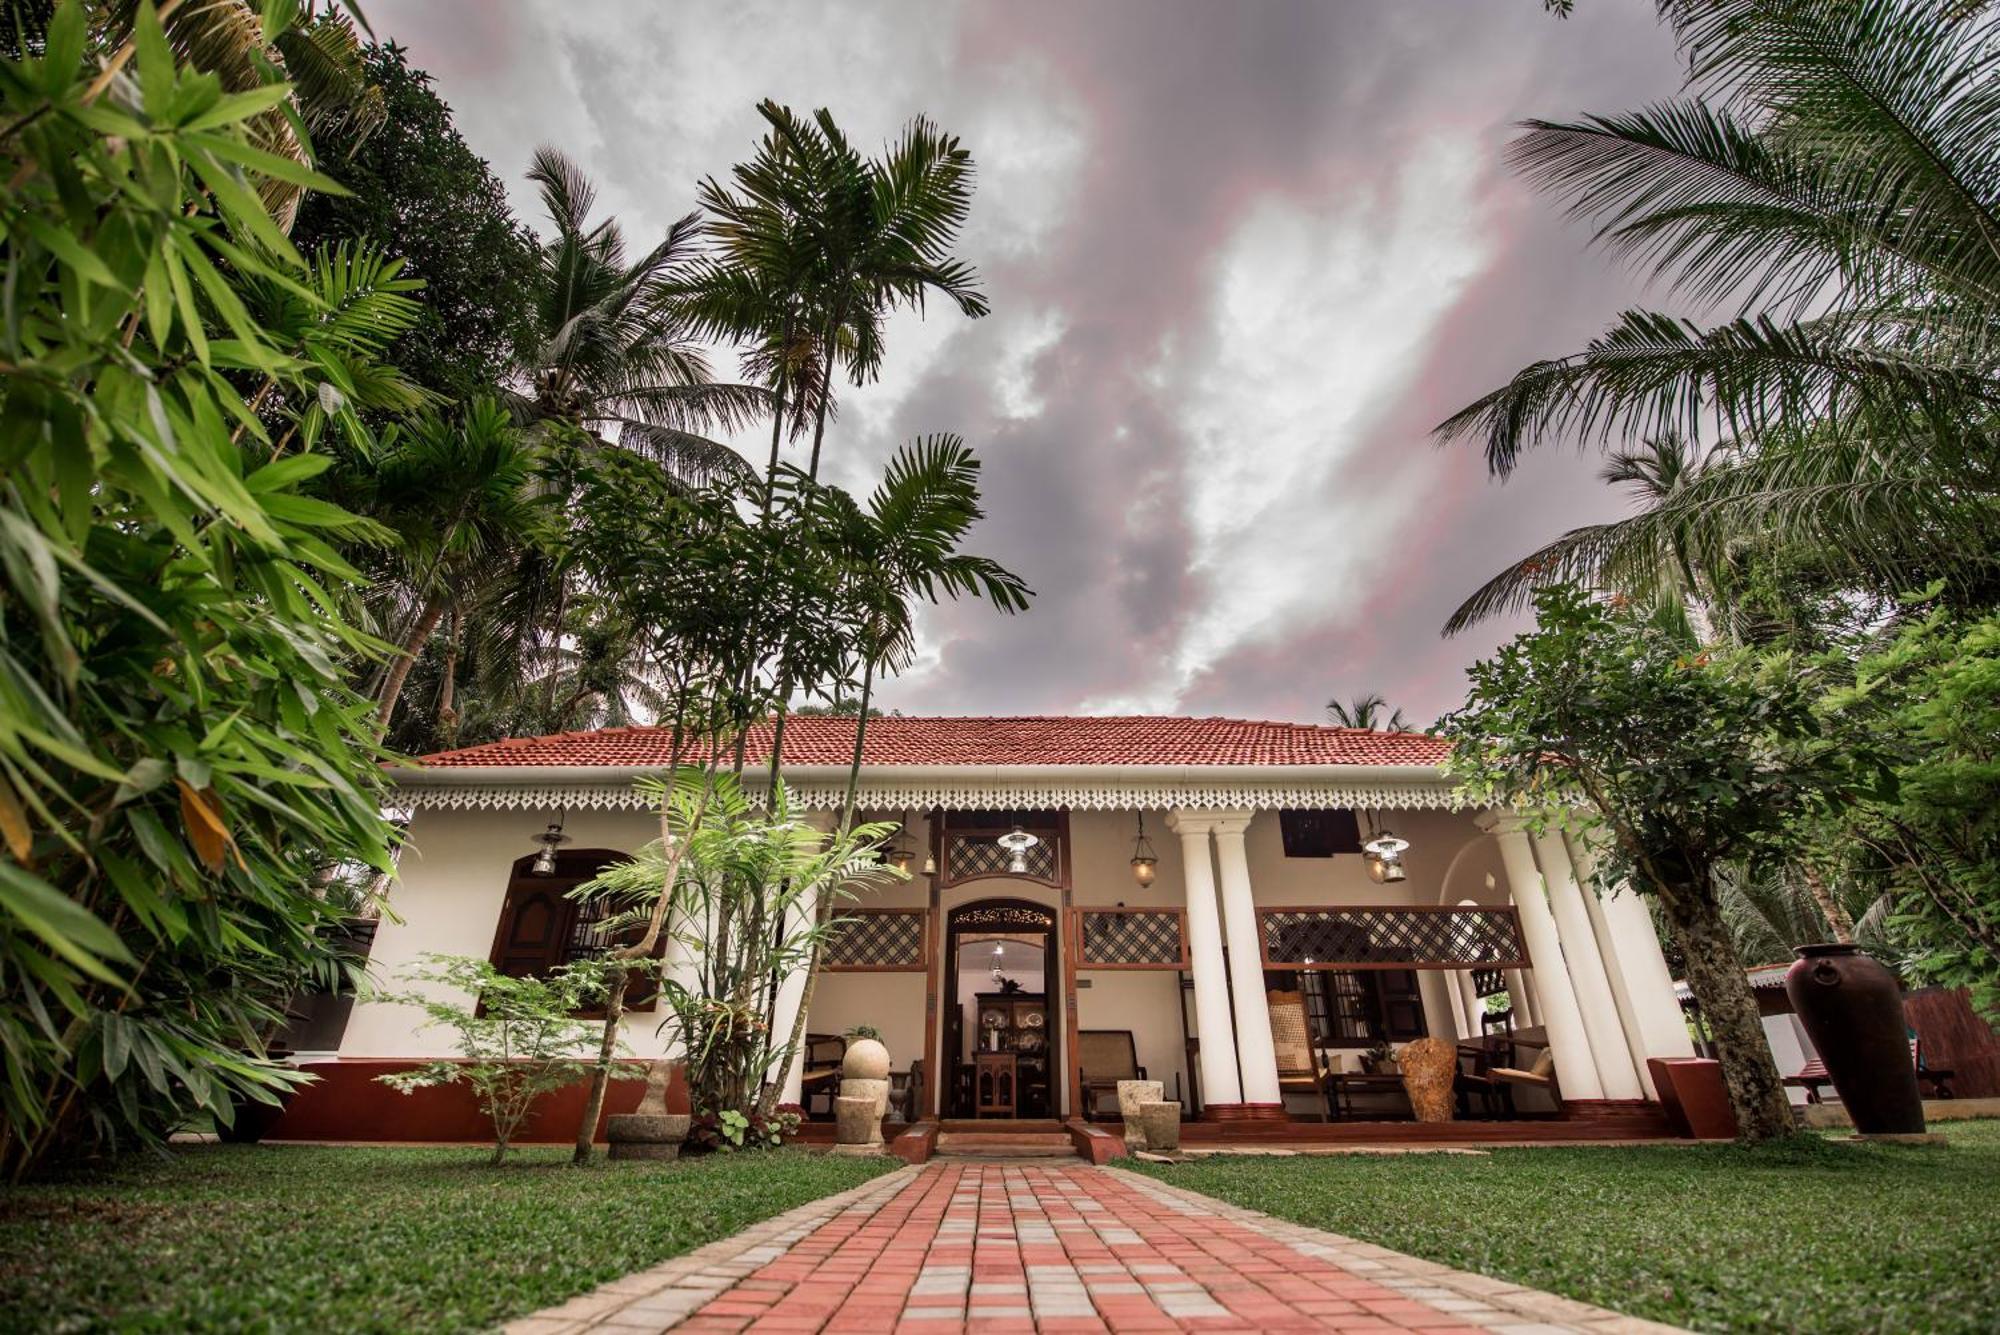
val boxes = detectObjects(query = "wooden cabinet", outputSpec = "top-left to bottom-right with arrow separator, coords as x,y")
971,992 -> 1050,1117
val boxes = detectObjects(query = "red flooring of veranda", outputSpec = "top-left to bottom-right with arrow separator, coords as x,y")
670,1161 -> 1524,1333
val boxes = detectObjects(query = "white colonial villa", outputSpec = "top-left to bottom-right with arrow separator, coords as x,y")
286,715 -> 1705,1145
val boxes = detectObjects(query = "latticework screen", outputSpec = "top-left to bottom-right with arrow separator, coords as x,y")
1259,908 -> 1528,969
822,910 -> 927,971
945,834 -> 1059,884
1078,910 -> 1185,968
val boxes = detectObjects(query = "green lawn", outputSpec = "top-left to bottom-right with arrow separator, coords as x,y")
0,1144 -> 897,1333
1121,1120 -> 2000,1334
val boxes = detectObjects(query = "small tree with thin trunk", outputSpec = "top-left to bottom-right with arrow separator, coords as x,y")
1439,585 -> 1870,1143
377,955 -> 641,1164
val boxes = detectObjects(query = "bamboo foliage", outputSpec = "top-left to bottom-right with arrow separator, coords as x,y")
0,0 -> 398,1175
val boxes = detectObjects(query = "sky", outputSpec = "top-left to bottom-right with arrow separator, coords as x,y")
367,0 -> 1692,728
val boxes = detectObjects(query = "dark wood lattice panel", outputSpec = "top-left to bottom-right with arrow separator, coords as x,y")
1259,908 -> 1528,969
1078,910 -> 1186,968
1473,967 -> 1507,997
945,834 -> 1059,885
822,910 -> 927,971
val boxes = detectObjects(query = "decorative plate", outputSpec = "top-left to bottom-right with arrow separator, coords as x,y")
1021,1010 -> 1045,1029
981,1010 -> 1006,1029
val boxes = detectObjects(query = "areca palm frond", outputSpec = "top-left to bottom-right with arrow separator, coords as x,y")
1326,694 -> 1412,731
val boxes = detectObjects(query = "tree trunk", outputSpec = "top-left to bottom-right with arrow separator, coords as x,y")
1659,883 -> 1795,1142
805,301 -> 845,484
376,593 -> 449,728
837,656 -> 876,834
1800,864 -> 1856,944
437,604 -> 462,745
572,970 -> 631,1166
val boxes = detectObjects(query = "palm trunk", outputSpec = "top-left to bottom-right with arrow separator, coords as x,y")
804,301 -> 844,484
571,970 -> 630,1166
376,592 -> 449,728
438,605 -> 462,744
1659,882 -> 1794,1142
759,661 -> 877,1119
1800,864 -> 1856,944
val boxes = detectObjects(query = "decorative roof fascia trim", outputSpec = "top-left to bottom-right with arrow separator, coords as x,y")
401,778 -> 1462,814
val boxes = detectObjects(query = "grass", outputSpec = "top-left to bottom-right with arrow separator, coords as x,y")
1119,1119 -> 2000,1334
0,1144 -> 897,1333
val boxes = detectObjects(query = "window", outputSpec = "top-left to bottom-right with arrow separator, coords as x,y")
1274,967 -> 1428,1045
488,849 -> 657,1010
1277,809 -> 1362,857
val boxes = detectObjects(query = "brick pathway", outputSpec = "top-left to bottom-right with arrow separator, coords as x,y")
509,1161 -> 1686,1334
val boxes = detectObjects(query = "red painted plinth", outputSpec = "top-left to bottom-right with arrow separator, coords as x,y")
267,1059 -> 689,1144
889,1122 -> 938,1165
1648,1057 -> 1739,1139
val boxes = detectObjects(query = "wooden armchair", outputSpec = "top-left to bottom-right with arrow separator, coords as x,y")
1268,990 -> 1334,1120
799,1033 -> 846,1120
1488,1042 -> 1560,1113
1078,1030 -> 1145,1120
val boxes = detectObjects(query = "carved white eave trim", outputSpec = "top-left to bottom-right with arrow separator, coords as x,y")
387,762 -> 1463,814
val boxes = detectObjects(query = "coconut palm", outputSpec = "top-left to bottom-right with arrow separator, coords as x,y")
359,398 -> 555,727
1445,435 -> 1722,635
1436,0 -> 2000,598
516,147 -> 767,485
1326,694 -> 1412,731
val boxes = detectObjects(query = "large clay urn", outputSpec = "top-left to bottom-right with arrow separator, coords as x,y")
1397,1036 -> 1457,1124
1784,944 -> 1925,1135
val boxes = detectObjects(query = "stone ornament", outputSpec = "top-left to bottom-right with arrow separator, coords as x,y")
606,1112 -> 691,1161
842,1037 -> 890,1082
1397,1036 -> 1457,1123
1116,1079 -> 1164,1148
1137,1101 -> 1181,1153
832,1095 -> 883,1154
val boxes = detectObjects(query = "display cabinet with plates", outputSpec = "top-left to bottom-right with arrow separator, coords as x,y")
970,992 -> 1051,1117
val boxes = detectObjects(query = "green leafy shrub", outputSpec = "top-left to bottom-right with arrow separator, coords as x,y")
376,954 -> 643,1163
0,0 -> 405,1176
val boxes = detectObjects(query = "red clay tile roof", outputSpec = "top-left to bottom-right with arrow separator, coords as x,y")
414,716 -> 1448,770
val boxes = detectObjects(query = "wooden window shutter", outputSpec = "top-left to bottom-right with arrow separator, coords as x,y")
493,883 -> 574,979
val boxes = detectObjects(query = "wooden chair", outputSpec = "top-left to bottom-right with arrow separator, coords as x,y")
800,1033 -> 846,1120
1268,990 -> 1334,1120
1489,1043 -> 1560,1113
1078,1030 -> 1145,1120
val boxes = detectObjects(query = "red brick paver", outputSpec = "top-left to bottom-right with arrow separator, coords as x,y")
521,1161 -> 1685,1334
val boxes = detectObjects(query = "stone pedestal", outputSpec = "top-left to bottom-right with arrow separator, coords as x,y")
842,1076 -> 890,1122
1137,1101 -> 1181,1153
606,1112 -> 690,1161
834,1095 -> 882,1151
1117,1079 -> 1164,1148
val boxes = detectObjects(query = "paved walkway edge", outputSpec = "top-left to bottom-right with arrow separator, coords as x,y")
1110,1166 -> 1689,1335
502,1162 -> 922,1334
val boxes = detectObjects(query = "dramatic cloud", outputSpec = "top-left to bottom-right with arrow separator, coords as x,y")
367,0 -> 1689,725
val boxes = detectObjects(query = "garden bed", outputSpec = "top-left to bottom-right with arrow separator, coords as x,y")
0,1144 -> 896,1332
1120,1120 -> 2000,1334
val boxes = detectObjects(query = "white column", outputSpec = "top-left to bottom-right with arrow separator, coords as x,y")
1532,830 -> 1644,1099
1504,968 -> 1538,1028
1569,834 -> 1696,1070
772,880 -> 818,1105
1169,811 -> 1243,1107
1455,969 -> 1484,1036
1482,815 -> 1603,1099
1418,970 -> 1461,1042
1444,970 -> 1472,1038
1209,813 -> 1280,1106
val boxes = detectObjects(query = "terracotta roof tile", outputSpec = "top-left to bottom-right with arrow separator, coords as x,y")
414,716 -> 1448,770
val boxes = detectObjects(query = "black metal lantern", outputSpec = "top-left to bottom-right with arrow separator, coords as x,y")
529,807 -> 570,876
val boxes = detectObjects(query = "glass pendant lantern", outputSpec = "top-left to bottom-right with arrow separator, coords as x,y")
1129,812 -> 1159,887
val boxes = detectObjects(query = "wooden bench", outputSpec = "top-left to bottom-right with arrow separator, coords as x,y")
1785,1040 -> 1956,1102
1078,1030 -> 1145,1120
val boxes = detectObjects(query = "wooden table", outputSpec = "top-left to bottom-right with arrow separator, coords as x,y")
1326,1072 -> 1412,1121
974,1052 -> 1017,1117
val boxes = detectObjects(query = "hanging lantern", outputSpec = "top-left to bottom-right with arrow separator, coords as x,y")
1363,827 -> 1409,884
1129,812 -> 1159,887
887,813 -> 915,872
996,817 -> 1040,874
529,808 -> 570,876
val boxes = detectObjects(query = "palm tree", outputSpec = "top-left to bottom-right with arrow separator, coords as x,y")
1445,435 -> 1722,636
516,147 -> 767,484
1436,0 -> 2000,600
1326,694 -> 1412,731
358,398 -> 554,727
690,101 -> 988,485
